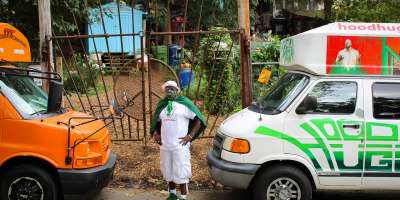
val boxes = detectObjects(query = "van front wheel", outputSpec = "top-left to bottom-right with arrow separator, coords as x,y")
0,164 -> 58,200
253,165 -> 312,200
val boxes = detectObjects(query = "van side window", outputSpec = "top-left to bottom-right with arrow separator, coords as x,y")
300,81 -> 357,114
372,83 -> 400,119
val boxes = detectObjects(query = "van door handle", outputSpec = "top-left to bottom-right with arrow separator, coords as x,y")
342,124 -> 360,129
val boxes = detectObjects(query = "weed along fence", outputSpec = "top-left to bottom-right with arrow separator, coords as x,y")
46,1 -> 252,146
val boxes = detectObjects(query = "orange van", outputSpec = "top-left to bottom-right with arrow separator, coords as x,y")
0,66 -> 117,200
0,23 -> 116,200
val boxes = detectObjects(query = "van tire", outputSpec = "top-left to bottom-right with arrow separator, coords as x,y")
0,164 -> 58,200
253,165 -> 312,200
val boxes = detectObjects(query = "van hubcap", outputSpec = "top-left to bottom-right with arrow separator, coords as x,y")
8,177 -> 44,200
266,178 -> 301,200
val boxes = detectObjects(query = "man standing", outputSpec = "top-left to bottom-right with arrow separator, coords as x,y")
331,39 -> 364,75
336,39 -> 361,68
150,80 -> 206,200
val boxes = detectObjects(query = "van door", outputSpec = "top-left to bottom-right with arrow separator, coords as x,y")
362,79 -> 400,189
284,79 -> 365,187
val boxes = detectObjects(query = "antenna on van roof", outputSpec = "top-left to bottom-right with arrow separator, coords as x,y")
257,99 -> 263,121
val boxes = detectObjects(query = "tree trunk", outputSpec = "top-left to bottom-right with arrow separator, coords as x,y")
164,0 -> 172,45
324,0 -> 333,21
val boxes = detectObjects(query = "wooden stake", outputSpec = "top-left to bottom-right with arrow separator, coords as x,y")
38,0 -> 53,90
238,0 -> 252,107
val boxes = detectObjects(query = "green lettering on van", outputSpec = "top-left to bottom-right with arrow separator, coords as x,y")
333,151 -> 364,171
255,125 -> 322,170
366,122 -> 398,141
255,119 -> 400,173
365,151 -> 393,172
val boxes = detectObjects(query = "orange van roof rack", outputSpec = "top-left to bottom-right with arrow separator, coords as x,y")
0,66 -> 61,81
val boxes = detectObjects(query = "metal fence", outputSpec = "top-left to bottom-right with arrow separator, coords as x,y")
47,0 -> 250,145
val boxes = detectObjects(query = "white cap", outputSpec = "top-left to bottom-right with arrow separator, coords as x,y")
162,80 -> 180,92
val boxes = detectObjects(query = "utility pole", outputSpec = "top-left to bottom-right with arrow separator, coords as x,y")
238,0 -> 252,107
38,0 -> 53,79
238,0 -> 251,38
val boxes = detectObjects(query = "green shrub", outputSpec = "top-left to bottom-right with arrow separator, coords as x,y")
251,34 -> 281,63
197,27 -> 236,115
250,33 -> 285,100
63,55 -> 101,94
185,32 -> 284,114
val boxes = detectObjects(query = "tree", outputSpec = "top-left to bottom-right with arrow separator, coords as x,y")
332,0 -> 400,22
150,0 -> 266,33
324,0 -> 333,21
0,0 -> 99,60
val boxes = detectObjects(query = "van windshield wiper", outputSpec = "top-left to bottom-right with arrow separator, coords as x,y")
31,109 -> 47,116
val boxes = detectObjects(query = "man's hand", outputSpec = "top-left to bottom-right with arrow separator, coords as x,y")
154,133 -> 162,145
179,135 -> 192,146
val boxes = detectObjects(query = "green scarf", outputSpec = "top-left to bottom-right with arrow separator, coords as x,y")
150,96 -> 207,140
167,100 -> 173,116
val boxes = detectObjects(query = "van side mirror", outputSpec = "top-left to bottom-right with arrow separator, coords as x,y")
47,80 -> 63,113
296,96 -> 317,114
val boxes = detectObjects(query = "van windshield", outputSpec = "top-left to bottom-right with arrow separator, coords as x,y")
0,75 -> 48,116
256,73 -> 309,114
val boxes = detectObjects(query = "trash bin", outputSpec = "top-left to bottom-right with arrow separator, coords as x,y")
179,68 -> 195,89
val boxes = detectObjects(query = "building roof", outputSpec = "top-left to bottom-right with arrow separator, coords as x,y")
90,2 -> 137,13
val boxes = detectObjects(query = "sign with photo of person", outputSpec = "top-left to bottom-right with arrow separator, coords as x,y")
280,22 -> 400,76
327,36 -> 400,75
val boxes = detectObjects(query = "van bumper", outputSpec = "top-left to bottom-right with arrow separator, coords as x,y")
207,151 -> 260,189
58,153 -> 117,200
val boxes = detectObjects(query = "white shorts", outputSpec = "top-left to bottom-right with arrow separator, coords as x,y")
160,145 -> 192,184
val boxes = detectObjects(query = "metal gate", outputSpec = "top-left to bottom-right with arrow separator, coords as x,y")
47,1 -> 250,145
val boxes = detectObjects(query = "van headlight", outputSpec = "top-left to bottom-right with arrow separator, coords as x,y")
222,137 -> 250,154
74,141 -> 103,168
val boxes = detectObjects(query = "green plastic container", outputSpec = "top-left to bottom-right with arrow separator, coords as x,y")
154,45 -> 168,64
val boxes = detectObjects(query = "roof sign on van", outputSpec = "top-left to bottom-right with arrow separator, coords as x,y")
280,22 -> 400,76
0,23 -> 31,62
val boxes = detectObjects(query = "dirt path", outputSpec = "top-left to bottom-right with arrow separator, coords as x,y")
96,188 -> 400,200
96,188 -> 247,200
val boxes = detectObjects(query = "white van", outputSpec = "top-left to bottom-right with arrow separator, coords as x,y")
207,22 -> 400,200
